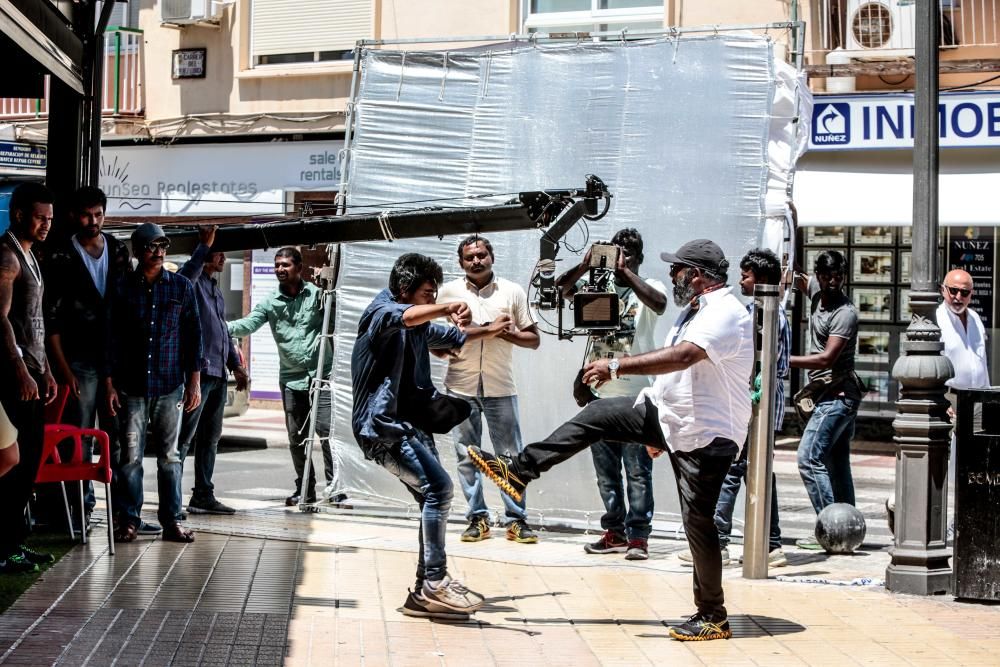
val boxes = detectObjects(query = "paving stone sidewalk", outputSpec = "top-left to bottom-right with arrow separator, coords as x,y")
0,504 -> 996,666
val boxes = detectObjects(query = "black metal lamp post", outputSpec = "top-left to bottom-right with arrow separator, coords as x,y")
886,0 -> 953,596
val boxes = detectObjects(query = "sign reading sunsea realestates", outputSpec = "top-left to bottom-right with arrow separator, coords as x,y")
810,91 -> 1000,151
100,140 -> 344,216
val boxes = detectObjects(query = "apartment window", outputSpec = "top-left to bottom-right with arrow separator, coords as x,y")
251,0 -> 372,67
525,0 -> 663,33
100,0 -> 140,29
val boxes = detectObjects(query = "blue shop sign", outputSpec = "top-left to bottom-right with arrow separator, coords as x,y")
0,141 -> 46,170
809,91 -> 1000,151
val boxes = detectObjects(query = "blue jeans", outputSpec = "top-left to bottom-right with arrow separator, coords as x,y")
178,375 -> 226,501
714,446 -> 781,551
449,392 -> 526,523
118,385 -> 185,529
63,362 -> 102,513
797,396 -> 859,514
368,431 -> 453,588
590,440 -> 654,540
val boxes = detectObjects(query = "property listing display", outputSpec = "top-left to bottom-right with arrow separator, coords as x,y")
799,225 -> 942,418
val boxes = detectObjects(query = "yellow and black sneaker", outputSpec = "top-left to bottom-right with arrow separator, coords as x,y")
668,613 -> 732,641
506,520 -> 538,544
467,446 -> 527,503
461,516 -> 492,542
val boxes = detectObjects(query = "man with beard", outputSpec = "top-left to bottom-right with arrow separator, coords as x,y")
469,239 -> 753,641
227,247 -> 334,506
437,235 -> 541,544
43,186 -> 130,532
789,250 -> 861,549
0,182 -> 58,573
937,268 -> 988,392
678,248 -> 790,567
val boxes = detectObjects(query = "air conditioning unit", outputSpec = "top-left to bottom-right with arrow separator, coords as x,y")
161,0 -> 224,25
845,0 -> 916,54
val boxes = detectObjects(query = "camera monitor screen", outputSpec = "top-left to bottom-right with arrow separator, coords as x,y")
574,292 -> 620,330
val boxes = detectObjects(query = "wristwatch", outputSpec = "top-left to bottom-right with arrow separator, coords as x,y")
608,358 -> 620,381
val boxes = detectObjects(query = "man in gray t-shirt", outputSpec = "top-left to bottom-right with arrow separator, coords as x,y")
806,278 -> 862,400
790,250 -> 861,549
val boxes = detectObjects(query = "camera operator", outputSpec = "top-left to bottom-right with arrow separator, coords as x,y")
555,228 -> 666,560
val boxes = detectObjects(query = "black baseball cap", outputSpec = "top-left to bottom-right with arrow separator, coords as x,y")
660,239 -> 729,273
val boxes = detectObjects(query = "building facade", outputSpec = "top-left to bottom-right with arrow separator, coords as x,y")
0,1 -> 997,410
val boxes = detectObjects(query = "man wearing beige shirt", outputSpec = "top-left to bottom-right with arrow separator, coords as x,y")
438,235 -> 540,544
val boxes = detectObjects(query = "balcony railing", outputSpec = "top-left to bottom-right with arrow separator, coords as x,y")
0,27 -> 144,120
814,0 -> 998,56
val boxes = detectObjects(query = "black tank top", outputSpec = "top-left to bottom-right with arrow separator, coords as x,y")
4,233 -> 45,374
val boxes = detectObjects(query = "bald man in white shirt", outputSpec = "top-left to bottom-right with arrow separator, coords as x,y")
937,269 -> 989,391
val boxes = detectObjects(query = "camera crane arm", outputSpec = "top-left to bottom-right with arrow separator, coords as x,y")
161,175 -> 611,256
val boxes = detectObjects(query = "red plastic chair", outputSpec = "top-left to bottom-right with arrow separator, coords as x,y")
37,385 -> 115,555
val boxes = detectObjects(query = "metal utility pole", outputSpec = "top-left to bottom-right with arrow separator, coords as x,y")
744,283 -> 780,579
886,1 -> 953,595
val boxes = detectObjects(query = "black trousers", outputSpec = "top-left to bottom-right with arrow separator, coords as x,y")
515,396 -> 736,619
0,373 -> 45,558
280,384 -> 333,496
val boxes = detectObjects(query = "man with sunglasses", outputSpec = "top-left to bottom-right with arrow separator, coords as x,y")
790,250 -> 861,550
938,269 -> 988,392
468,239 -> 753,641
105,223 -> 202,543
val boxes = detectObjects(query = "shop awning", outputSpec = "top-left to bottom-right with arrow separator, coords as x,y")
793,168 -> 1000,227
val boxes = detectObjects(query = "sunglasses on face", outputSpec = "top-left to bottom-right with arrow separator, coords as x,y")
670,264 -> 694,277
945,285 -> 971,298
145,240 -> 170,253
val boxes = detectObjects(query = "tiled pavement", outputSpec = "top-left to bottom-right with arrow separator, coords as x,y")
1,503 -> 998,666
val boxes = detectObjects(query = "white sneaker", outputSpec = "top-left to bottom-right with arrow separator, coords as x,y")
401,589 -> 470,621
738,548 -> 788,568
421,576 -> 485,613
677,547 -> 730,565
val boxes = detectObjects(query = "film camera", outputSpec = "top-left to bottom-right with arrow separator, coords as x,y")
572,242 -> 621,331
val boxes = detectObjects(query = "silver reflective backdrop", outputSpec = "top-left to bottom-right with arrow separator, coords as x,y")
326,34 -> 805,532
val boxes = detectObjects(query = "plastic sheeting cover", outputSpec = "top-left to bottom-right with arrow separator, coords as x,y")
328,35 -> 798,531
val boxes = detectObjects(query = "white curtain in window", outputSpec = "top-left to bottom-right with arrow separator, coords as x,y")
252,0 -> 372,57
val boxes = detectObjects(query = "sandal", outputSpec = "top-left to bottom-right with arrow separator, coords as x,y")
114,523 -> 138,543
161,524 -> 195,543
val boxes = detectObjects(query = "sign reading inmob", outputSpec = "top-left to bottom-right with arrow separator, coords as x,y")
810,92 -> 1000,151
100,140 -> 344,216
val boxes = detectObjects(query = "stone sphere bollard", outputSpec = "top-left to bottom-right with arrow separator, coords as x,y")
815,503 -> 867,554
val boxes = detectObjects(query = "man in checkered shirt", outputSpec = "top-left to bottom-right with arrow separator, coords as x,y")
105,223 -> 202,544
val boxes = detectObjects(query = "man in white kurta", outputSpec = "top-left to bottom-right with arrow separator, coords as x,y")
937,269 -> 989,391
937,268 -> 990,500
